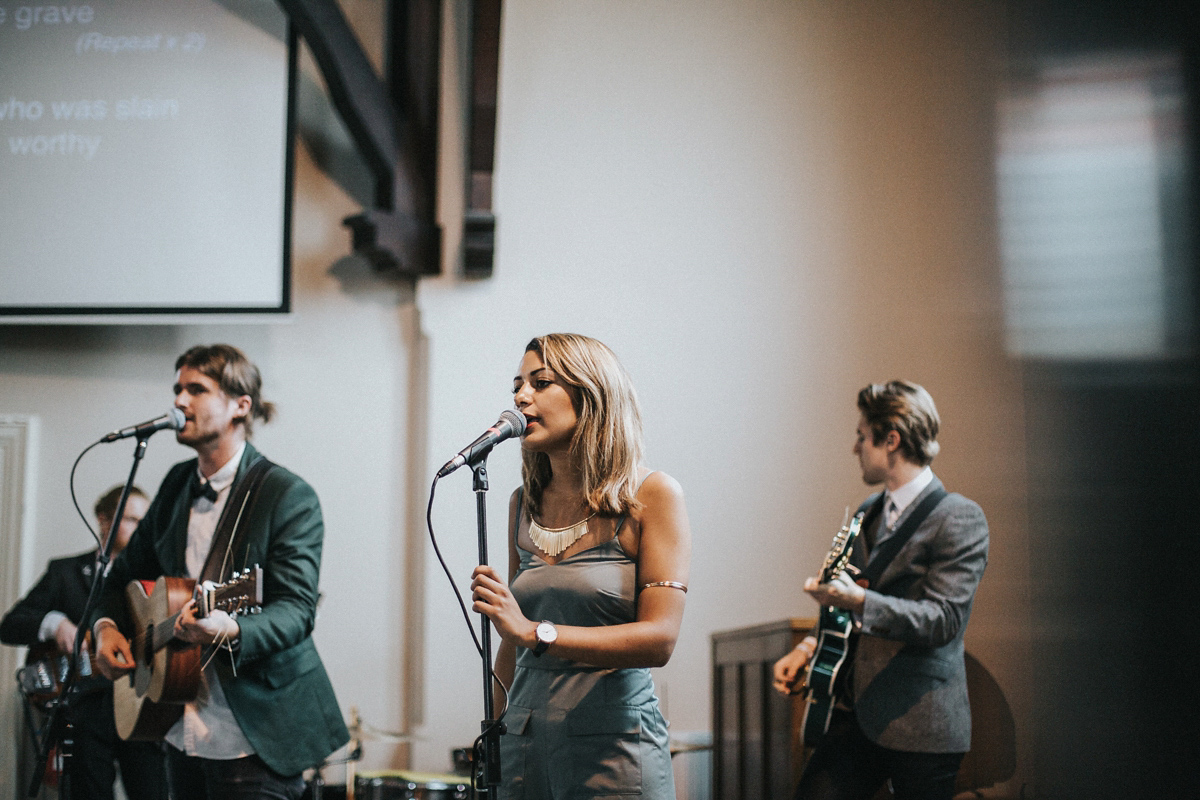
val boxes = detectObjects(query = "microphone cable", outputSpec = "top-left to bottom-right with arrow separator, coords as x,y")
68,440 -> 106,550
425,472 -> 511,776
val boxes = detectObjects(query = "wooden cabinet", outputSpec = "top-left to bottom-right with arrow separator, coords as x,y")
711,618 -> 814,800
712,621 -> 1018,800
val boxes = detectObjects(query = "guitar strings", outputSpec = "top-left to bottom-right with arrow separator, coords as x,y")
200,627 -> 237,674
217,490 -> 253,586
200,487 -> 250,676
203,488 -> 258,674
194,489 -> 255,675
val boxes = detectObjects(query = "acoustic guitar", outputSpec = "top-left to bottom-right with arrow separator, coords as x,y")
112,567 -> 261,741
800,512 -> 863,746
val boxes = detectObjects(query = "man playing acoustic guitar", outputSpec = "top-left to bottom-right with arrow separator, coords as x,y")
773,381 -> 989,800
92,344 -> 348,800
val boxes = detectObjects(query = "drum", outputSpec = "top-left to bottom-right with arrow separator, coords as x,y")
355,771 -> 470,800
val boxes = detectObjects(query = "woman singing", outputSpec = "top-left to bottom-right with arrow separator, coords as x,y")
471,333 -> 691,799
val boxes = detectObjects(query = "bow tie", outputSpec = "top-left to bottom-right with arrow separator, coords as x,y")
190,474 -> 218,504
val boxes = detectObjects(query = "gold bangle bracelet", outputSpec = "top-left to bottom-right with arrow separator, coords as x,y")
641,581 -> 688,592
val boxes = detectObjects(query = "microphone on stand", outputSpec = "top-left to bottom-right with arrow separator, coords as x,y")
437,410 -> 527,477
101,408 -> 186,443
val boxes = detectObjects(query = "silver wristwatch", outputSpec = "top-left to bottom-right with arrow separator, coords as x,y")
532,620 -> 558,656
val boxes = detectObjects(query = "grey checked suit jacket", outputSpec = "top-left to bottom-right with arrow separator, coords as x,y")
848,474 -> 988,753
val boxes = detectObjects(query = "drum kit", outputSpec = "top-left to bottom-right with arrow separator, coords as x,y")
313,708 -> 710,799
308,707 -> 471,800
354,771 -> 470,800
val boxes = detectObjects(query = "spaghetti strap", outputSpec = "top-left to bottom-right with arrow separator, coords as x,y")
614,469 -> 657,536
513,486 -> 525,545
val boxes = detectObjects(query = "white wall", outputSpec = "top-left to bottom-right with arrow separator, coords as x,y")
414,0 -> 1030,790
0,0 -> 1031,795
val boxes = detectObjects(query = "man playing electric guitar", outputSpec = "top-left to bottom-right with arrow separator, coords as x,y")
91,344 -> 348,800
773,381 -> 989,800
1,485 -> 166,800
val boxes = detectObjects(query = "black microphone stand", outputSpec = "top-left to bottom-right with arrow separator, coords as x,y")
29,435 -> 153,798
472,459 -> 504,800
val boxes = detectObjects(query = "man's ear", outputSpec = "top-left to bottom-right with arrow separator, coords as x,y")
884,429 -> 902,453
233,394 -> 253,422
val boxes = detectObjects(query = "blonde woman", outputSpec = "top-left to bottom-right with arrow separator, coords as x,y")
471,333 -> 691,800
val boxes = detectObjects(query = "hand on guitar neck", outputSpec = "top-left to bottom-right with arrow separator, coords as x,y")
803,568 -> 866,615
174,599 -> 240,645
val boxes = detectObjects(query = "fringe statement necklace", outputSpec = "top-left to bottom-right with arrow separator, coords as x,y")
529,511 -> 598,557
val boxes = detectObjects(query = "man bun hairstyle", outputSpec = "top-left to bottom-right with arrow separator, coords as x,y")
175,344 -> 275,437
857,380 -> 941,466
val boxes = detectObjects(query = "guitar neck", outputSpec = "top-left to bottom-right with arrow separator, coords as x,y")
141,568 -> 262,655
150,609 -> 185,653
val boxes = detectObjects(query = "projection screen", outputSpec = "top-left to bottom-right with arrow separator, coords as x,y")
0,0 -> 295,320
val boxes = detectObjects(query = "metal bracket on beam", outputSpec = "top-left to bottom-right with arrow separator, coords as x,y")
344,209 -> 440,279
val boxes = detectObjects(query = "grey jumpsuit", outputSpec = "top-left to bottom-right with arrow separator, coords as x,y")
500,509 -> 675,799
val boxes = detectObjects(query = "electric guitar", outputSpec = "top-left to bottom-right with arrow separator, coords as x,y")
112,567 -> 262,741
18,638 -> 94,711
800,512 -> 863,746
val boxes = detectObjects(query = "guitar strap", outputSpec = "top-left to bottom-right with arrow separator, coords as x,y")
199,455 -> 276,584
857,493 -> 887,551
859,487 -> 948,589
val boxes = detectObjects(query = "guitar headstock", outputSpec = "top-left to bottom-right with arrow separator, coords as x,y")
196,565 -> 264,618
820,512 -> 863,581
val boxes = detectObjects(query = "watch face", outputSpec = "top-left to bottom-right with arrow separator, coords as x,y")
537,621 -> 557,643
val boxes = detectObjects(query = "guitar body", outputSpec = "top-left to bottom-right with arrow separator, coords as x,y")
113,677 -> 185,742
801,605 -> 856,745
113,576 -> 201,741
112,568 -> 262,741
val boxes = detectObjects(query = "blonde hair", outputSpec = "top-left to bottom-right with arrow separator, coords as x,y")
522,334 -> 645,517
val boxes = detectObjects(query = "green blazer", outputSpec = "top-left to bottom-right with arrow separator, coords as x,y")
96,442 -> 349,776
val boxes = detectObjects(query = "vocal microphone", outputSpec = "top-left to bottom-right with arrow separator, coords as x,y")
437,410 -> 527,477
101,408 -> 186,443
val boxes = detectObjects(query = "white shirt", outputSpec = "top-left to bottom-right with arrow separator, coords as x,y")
164,442 -> 256,760
854,466 -> 935,630
39,610 -> 70,643
883,466 -> 934,530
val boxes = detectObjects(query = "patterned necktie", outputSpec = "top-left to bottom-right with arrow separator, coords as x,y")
885,498 -> 899,530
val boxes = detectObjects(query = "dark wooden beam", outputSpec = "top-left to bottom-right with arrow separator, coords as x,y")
277,0 -> 442,278
277,0 -> 399,208
464,0 -> 503,278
